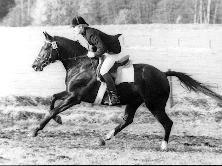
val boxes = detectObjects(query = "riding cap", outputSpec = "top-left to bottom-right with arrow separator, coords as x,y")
71,16 -> 89,27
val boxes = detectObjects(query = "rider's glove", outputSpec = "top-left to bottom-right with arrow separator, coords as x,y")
87,51 -> 95,58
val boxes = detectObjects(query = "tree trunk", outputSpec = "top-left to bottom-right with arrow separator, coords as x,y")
194,0 -> 198,23
20,0 -> 24,26
199,0 -> 203,24
27,0 -> 30,18
213,0 -> 219,24
204,6 -> 208,24
207,0 -> 212,24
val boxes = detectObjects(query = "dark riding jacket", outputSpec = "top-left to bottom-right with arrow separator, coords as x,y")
81,27 -> 121,58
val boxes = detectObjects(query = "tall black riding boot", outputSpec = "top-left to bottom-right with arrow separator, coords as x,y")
102,73 -> 120,106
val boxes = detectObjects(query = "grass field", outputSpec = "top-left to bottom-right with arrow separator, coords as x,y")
0,94 -> 222,164
1,24 -> 222,164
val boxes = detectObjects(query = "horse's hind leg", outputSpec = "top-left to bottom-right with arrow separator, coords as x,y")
145,101 -> 173,151
50,91 -> 68,124
100,101 -> 142,145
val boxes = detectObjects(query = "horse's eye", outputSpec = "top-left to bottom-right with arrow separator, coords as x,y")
44,43 -> 50,50
47,45 -> 52,50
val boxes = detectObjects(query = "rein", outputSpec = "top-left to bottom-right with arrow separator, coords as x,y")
61,55 -> 88,61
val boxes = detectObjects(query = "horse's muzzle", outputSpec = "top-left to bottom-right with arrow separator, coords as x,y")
32,64 -> 37,71
32,64 -> 43,71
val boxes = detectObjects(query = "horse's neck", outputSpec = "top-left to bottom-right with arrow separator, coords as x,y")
61,56 -> 98,75
57,40 -> 97,77
59,48 -> 86,71
61,58 -> 79,71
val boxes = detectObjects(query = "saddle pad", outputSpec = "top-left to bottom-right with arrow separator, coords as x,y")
115,60 -> 134,85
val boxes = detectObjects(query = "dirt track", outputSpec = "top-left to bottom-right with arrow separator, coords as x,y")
0,124 -> 222,165
0,95 -> 222,164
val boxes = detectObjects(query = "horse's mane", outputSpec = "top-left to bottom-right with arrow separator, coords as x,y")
53,36 -> 97,72
54,36 -> 88,57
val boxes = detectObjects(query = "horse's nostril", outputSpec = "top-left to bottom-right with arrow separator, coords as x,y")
32,64 -> 38,71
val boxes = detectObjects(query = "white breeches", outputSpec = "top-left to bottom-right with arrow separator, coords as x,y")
100,53 -> 123,75
99,35 -> 127,76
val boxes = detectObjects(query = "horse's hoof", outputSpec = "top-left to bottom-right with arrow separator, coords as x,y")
54,115 -> 62,125
28,131 -> 38,137
98,138 -> 106,146
160,141 -> 168,151
28,127 -> 39,137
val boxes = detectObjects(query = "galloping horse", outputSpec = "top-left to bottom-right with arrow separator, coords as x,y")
32,32 -> 222,150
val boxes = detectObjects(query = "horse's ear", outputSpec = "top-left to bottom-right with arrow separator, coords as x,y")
43,31 -> 53,41
43,31 -> 47,38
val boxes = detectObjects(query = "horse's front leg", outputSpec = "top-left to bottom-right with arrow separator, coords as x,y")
50,91 -> 68,110
32,92 -> 81,137
50,91 -> 68,124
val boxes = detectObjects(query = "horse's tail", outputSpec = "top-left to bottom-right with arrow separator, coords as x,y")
165,70 -> 222,103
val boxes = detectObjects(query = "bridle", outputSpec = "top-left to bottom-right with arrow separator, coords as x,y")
45,40 -> 88,62
39,40 -> 96,71
35,41 -> 60,69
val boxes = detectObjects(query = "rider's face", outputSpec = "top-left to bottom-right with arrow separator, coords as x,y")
73,25 -> 83,35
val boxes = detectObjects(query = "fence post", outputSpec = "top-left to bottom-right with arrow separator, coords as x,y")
209,40 -> 211,49
177,38 -> 180,47
168,69 -> 174,108
122,36 -> 125,46
149,37 -> 152,47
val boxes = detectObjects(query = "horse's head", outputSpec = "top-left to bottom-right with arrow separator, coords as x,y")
32,31 -> 59,71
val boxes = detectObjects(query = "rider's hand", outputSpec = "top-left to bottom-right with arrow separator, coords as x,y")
87,51 -> 95,58
89,45 -> 97,52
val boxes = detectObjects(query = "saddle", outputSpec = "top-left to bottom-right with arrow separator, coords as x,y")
111,55 -> 130,72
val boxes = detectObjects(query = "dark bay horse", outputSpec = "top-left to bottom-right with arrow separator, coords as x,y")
32,32 -> 222,150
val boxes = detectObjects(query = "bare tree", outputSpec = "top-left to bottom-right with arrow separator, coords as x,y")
206,0 -> 212,23
194,0 -> 198,23
20,0 -> 24,26
213,0 -> 219,23
199,0 -> 203,23
27,0 -> 30,18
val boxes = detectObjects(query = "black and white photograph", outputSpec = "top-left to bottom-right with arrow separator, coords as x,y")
0,0 -> 222,164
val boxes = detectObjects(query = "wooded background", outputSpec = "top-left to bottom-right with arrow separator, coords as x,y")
0,0 -> 222,26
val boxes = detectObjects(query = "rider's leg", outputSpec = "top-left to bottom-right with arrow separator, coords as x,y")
100,54 -> 120,105
102,73 -> 120,105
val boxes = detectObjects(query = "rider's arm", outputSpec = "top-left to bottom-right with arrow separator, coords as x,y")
90,34 -> 107,58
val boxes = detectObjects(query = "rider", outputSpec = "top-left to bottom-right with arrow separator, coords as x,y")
71,16 -> 121,106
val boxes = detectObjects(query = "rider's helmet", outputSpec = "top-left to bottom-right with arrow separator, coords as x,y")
71,16 -> 89,28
